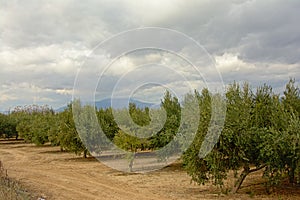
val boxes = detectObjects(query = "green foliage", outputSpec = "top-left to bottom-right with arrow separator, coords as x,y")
183,88 -> 214,185
150,90 -> 181,149
114,130 -> 145,152
97,107 -> 119,141
112,104 -> 153,171
285,113 -> 300,184
73,101 -> 111,155
57,102 -> 88,157
13,105 -> 54,145
114,129 -> 143,172
0,113 -> 17,139
129,103 -> 151,126
46,113 -> 60,146
183,80 -> 300,193
282,78 -> 300,116
112,104 -> 156,152
112,105 -> 148,171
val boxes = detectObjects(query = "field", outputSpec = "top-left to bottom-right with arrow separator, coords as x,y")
0,140 -> 299,200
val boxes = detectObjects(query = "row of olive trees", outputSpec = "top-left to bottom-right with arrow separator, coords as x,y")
0,91 -> 180,160
4,104 -> 117,158
1,79 -> 299,193
182,79 -> 300,193
113,91 -> 180,151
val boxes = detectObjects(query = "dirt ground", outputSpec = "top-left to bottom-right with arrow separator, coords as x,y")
0,140 -> 299,200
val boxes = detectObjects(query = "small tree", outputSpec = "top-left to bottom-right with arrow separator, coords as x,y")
150,91 -> 181,149
13,105 -> 54,144
57,102 -> 88,158
113,130 -> 146,172
73,102 -> 106,156
0,113 -> 17,139
282,78 -> 300,116
112,104 -> 151,172
97,107 -> 119,141
284,113 -> 300,184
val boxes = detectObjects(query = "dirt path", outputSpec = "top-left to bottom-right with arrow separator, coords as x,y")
0,140 -> 299,200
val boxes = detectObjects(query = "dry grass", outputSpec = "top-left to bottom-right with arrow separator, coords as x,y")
0,160 -> 32,200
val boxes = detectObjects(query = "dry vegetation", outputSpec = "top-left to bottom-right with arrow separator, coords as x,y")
0,160 -> 33,200
0,139 -> 300,200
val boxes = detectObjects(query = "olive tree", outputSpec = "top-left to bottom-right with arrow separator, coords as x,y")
183,81 -> 299,193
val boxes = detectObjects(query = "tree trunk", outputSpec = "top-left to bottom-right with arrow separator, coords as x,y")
231,164 -> 266,194
128,152 -> 136,172
83,149 -> 88,158
231,166 -> 250,194
289,165 -> 295,184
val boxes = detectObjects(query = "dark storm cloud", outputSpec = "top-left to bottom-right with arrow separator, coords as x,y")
146,0 -> 300,64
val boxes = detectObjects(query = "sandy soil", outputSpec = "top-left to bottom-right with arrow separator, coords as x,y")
0,140 -> 299,200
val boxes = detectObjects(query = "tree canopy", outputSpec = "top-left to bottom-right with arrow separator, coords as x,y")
183,79 -> 300,193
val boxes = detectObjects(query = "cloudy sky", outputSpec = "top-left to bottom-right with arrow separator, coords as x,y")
0,0 -> 299,111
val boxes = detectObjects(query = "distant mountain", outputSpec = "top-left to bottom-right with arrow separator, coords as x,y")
55,106 -> 68,113
55,98 -> 158,112
95,98 -> 156,109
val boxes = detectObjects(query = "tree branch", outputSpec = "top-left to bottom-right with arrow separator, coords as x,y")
249,164 -> 267,173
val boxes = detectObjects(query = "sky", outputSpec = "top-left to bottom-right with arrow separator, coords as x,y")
0,0 -> 300,111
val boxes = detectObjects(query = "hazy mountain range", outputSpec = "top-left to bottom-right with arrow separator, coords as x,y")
55,98 -> 158,112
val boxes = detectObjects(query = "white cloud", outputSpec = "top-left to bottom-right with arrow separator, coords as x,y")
125,0 -> 183,25
0,0 -> 299,110
0,93 -> 17,103
106,56 -> 135,76
55,88 -> 73,96
216,53 -> 255,72
215,52 -> 300,94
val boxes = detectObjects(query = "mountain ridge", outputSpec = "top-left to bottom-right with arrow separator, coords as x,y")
55,98 -> 158,112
